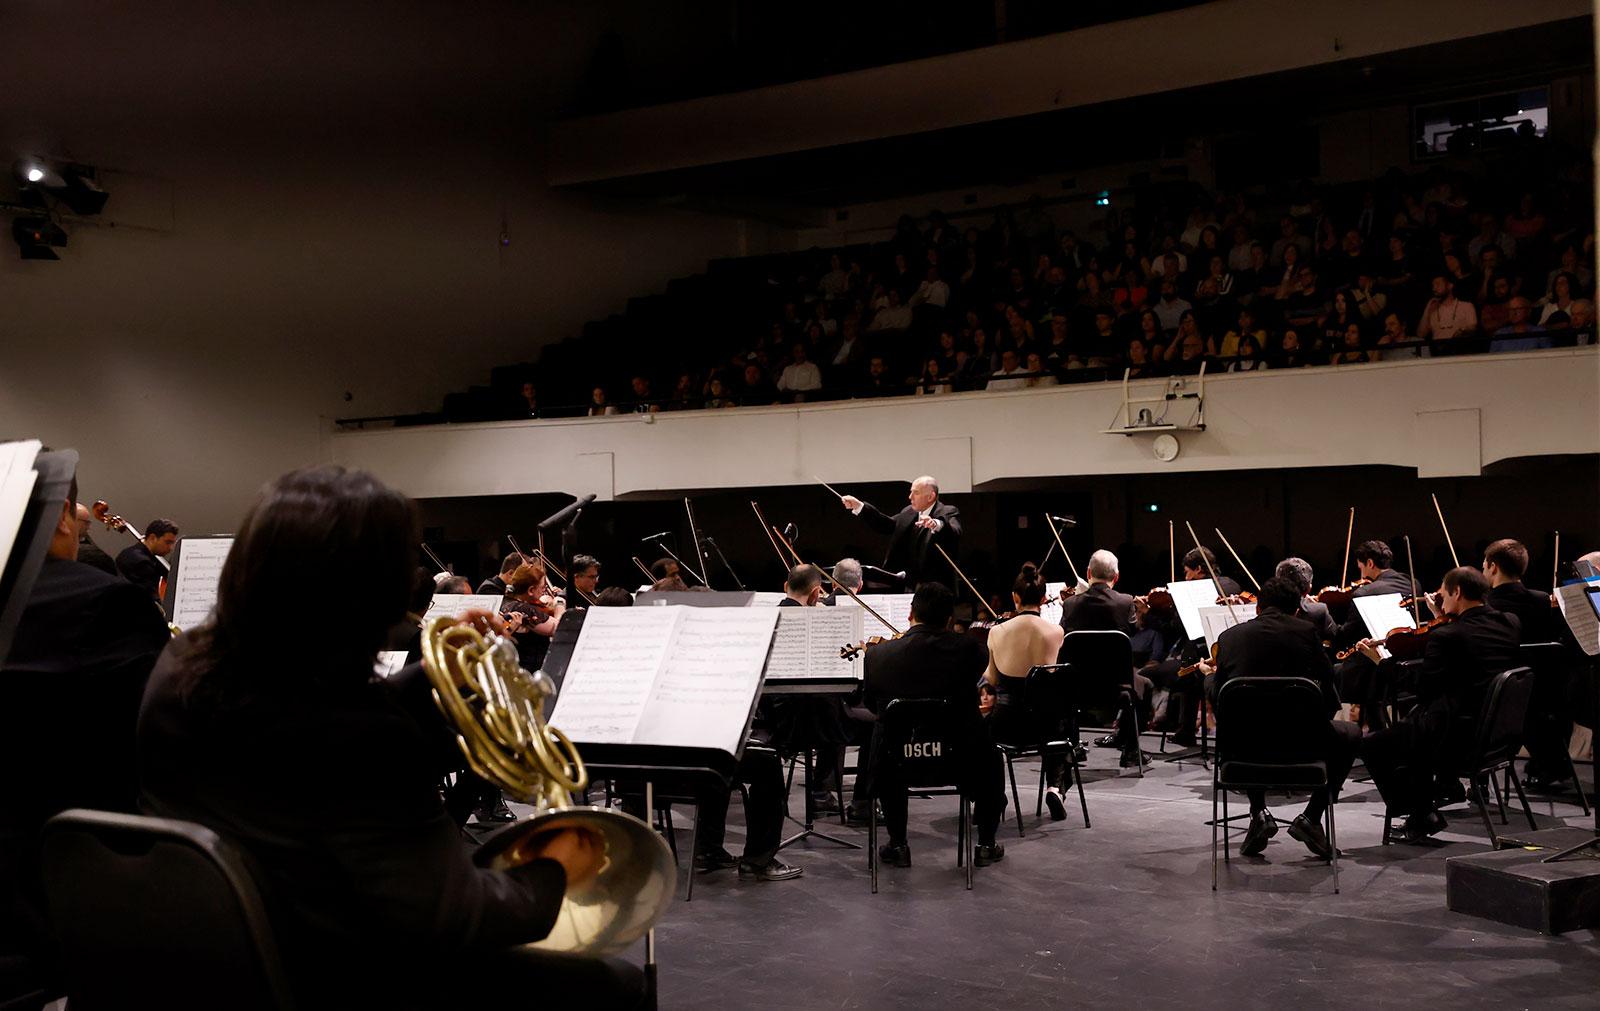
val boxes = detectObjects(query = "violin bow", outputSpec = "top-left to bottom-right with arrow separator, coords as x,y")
1184,520 -> 1238,623
1045,514 -> 1084,587
749,500 -> 791,572
1168,520 -> 1176,584
1552,530 -> 1560,588
420,542 -> 451,573
1340,507 -> 1355,587
684,497 -> 711,593
1213,526 -> 1261,593
1404,535 -> 1423,625
632,555 -> 655,584
1430,493 -> 1460,568
769,523 -> 901,633
934,543 -> 999,621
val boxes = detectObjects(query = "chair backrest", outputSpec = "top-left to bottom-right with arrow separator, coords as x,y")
1059,630 -> 1134,708
1214,677 -> 1327,766
1470,667 -> 1534,768
873,698 -> 963,790
39,808 -> 295,1011
1519,641 -> 1568,676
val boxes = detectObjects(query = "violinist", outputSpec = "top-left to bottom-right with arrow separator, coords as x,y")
569,554 -> 602,606
1058,550 -> 1148,770
838,475 -> 960,587
1274,557 -> 1337,642
1481,539 -> 1568,790
476,552 -> 521,596
1332,540 -> 1419,729
985,564 -> 1068,817
500,559 -> 564,671
769,565 -> 853,817
1356,566 -> 1522,843
1145,547 -> 1236,747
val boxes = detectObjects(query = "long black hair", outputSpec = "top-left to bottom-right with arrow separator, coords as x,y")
179,465 -> 417,708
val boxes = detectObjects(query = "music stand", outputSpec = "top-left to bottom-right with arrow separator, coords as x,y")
1541,584 -> 1600,862
0,449 -> 76,669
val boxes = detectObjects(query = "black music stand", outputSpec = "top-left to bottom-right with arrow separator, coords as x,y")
0,449 -> 77,669
771,680 -> 864,853
1541,584 -> 1600,863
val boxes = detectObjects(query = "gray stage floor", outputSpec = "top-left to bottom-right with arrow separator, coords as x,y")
641,745 -> 1600,1009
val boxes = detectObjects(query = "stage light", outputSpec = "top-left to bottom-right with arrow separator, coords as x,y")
12,216 -> 66,260
25,166 -> 43,183
12,158 -> 108,215
1146,503 -> 1160,513
1095,190 -> 1111,207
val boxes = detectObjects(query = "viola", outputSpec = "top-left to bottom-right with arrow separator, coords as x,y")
1136,587 -> 1175,610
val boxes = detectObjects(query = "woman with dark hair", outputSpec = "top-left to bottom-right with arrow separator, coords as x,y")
1539,271 -> 1579,326
138,466 -> 639,1008
982,563 -> 1069,817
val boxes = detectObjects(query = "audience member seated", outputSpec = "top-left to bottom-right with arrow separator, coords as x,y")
776,343 -> 823,400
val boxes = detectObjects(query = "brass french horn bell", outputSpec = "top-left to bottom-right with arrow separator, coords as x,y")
420,616 -> 676,954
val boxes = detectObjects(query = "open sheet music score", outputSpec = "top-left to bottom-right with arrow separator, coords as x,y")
836,593 -> 914,641
1038,581 -> 1068,625
1166,579 -> 1219,641
764,605 -> 864,683
423,593 -> 505,622
0,441 -> 41,579
167,536 -> 233,629
550,605 -> 779,755
1555,579 -> 1600,657
1353,593 -> 1418,640
1197,603 -> 1256,651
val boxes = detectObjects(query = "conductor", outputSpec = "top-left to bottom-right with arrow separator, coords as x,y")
838,475 -> 961,587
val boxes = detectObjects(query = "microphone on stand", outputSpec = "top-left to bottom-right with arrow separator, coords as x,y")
1047,514 -> 1078,527
640,531 -> 673,542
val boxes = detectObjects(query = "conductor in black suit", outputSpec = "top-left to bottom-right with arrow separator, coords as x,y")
861,583 -> 1007,869
839,475 -> 960,587
1200,577 -> 1359,860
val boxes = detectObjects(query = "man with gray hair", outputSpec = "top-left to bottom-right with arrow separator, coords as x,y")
826,557 -> 863,606
1273,557 -> 1336,641
838,475 -> 961,587
1059,548 -> 1146,769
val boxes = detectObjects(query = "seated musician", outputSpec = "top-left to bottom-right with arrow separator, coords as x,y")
1355,566 -> 1521,842
1194,577 -> 1359,858
985,564 -> 1067,817
825,556 -> 863,605
115,517 -> 179,599
1274,557 -> 1337,641
0,474 -> 170,1007
1056,550 -> 1148,770
569,554 -> 602,605
864,583 -> 1007,868
1146,546 -> 1238,746
476,551 -> 521,595
838,475 -> 960,587
1482,539 -> 1569,790
1333,539 -> 1420,729
501,559 -> 565,672
769,564 -> 853,815
137,466 -> 646,1007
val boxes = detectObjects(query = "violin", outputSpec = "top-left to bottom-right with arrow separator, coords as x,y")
1313,579 -> 1369,607
1218,591 -> 1256,606
1135,587 -> 1175,610
839,632 -> 903,661
1336,613 -> 1454,662
1176,642 -> 1220,678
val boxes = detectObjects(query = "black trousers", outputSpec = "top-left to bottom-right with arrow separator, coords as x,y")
813,704 -> 876,803
872,742 -> 1007,847
1524,661 -> 1575,778
1244,719 -> 1362,816
1364,714 -> 1453,819
694,747 -> 786,865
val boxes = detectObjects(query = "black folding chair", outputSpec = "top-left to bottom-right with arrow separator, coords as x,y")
1060,630 -> 1143,775
1211,677 -> 1340,893
1518,642 -> 1590,815
865,698 -> 975,893
1383,667 -> 1537,848
39,808 -> 296,1011
992,664 -> 1090,835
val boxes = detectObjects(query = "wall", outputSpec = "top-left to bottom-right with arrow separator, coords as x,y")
549,0 -> 1590,185
0,1 -> 753,534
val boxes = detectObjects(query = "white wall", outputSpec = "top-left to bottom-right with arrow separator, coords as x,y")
329,348 -> 1600,500
0,2 -> 753,533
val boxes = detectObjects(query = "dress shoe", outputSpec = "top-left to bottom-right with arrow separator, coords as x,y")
738,857 -> 804,881
1239,811 -> 1278,856
1044,788 -> 1067,821
1288,814 -> 1332,860
1072,744 -> 1089,765
693,847 -> 738,872
1433,778 -> 1466,808
1399,811 -> 1447,843
1119,748 -> 1142,769
810,792 -> 841,815
1171,729 -> 1198,748
974,843 -> 1006,866
842,804 -> 870,827
1523,770 -> 1573,793
1092,733 -> 1119,749
877,842 -> 912,868
473,797 -> 516,824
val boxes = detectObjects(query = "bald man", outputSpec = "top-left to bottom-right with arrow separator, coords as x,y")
72,503 -> 119,576
839,475 -> 961,587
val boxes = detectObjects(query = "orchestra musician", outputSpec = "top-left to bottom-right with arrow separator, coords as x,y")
136,465 -> 644,1006
1274,557 -> 1337,641
476,551 -> 521,596
1193,577 -> 1359,859
0,474 -> 170,1007
115,517 -> 179,599
1333,540 -> 1420,730
570,554 -> 602,604
1144,546 -> 1239,747
864,583 -> 1007,868
985,563 -> 1067,816
1481,539 -> 1569,790
1056,550 -> 1148,770
825,557 -> 864,605
838,475 -> 960,587
72,502 -> 118,576
500,559 -> 565,673
1355,566 -> 1521,842
769,564 -> 853,814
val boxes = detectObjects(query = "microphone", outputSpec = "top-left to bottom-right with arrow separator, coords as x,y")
640,530 -> 673,542
1047,514 -> 1078,527
539,493 -> 598,531
782,523 -> 798,543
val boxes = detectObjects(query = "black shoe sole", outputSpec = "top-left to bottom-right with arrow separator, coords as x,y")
1044,791 -> 1067,821
1239,820 -> 1278,857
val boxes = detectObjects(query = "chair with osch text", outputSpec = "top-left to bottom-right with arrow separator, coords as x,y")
1212,677 -> 1340,893
865,698 -> 975,893
1516,642 -> 1590,816
993,663 -> 1090,836
39,808 -> 296,1011
1059,630 -> 1144,775
1381,666 -> 1538,848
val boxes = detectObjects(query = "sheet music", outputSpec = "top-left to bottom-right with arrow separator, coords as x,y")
551,606 -> 680,743
1555,580 -> 1600,657
422,593 -> 505,622
0,441 -> 41,580
1354,593 -> 1418,639
169,536 -> 233,629
633,608 -> 780,752
373,651 -> 409,679
838,593 -> 915,641
1198,603 -> 1256,651
764,606 -> 864,681
749,591 -> 787,606
1166,579 -> 1219,641
1039,581 -> 1068,625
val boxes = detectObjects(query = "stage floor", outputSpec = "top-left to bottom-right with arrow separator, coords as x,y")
631,744 -> 1599,1009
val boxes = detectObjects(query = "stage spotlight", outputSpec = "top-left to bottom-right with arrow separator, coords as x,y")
12,158 -> 108,215
13,158 -> 63,190
25,166 -> 43,183
12,216 -> 67,260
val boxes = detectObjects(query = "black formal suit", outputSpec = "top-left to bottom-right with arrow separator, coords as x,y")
861,626 -> 1005,845
0,557 -> 170,1006
1491,581 -> 1577,780
76,534 -> 118,577
476,575 -> 508,596
1334,568 -> 1420,727
1211,609 -> 1359,815
1059,582 -> 1135,635
1300,598 -> 1338,642
1364,605 -> 1523,818
1335,568 -> 1418,645
137,640 -> 636,1009
115,541 -> 166,598
1487,582 -> 1561,645
854,499 -> 961,586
